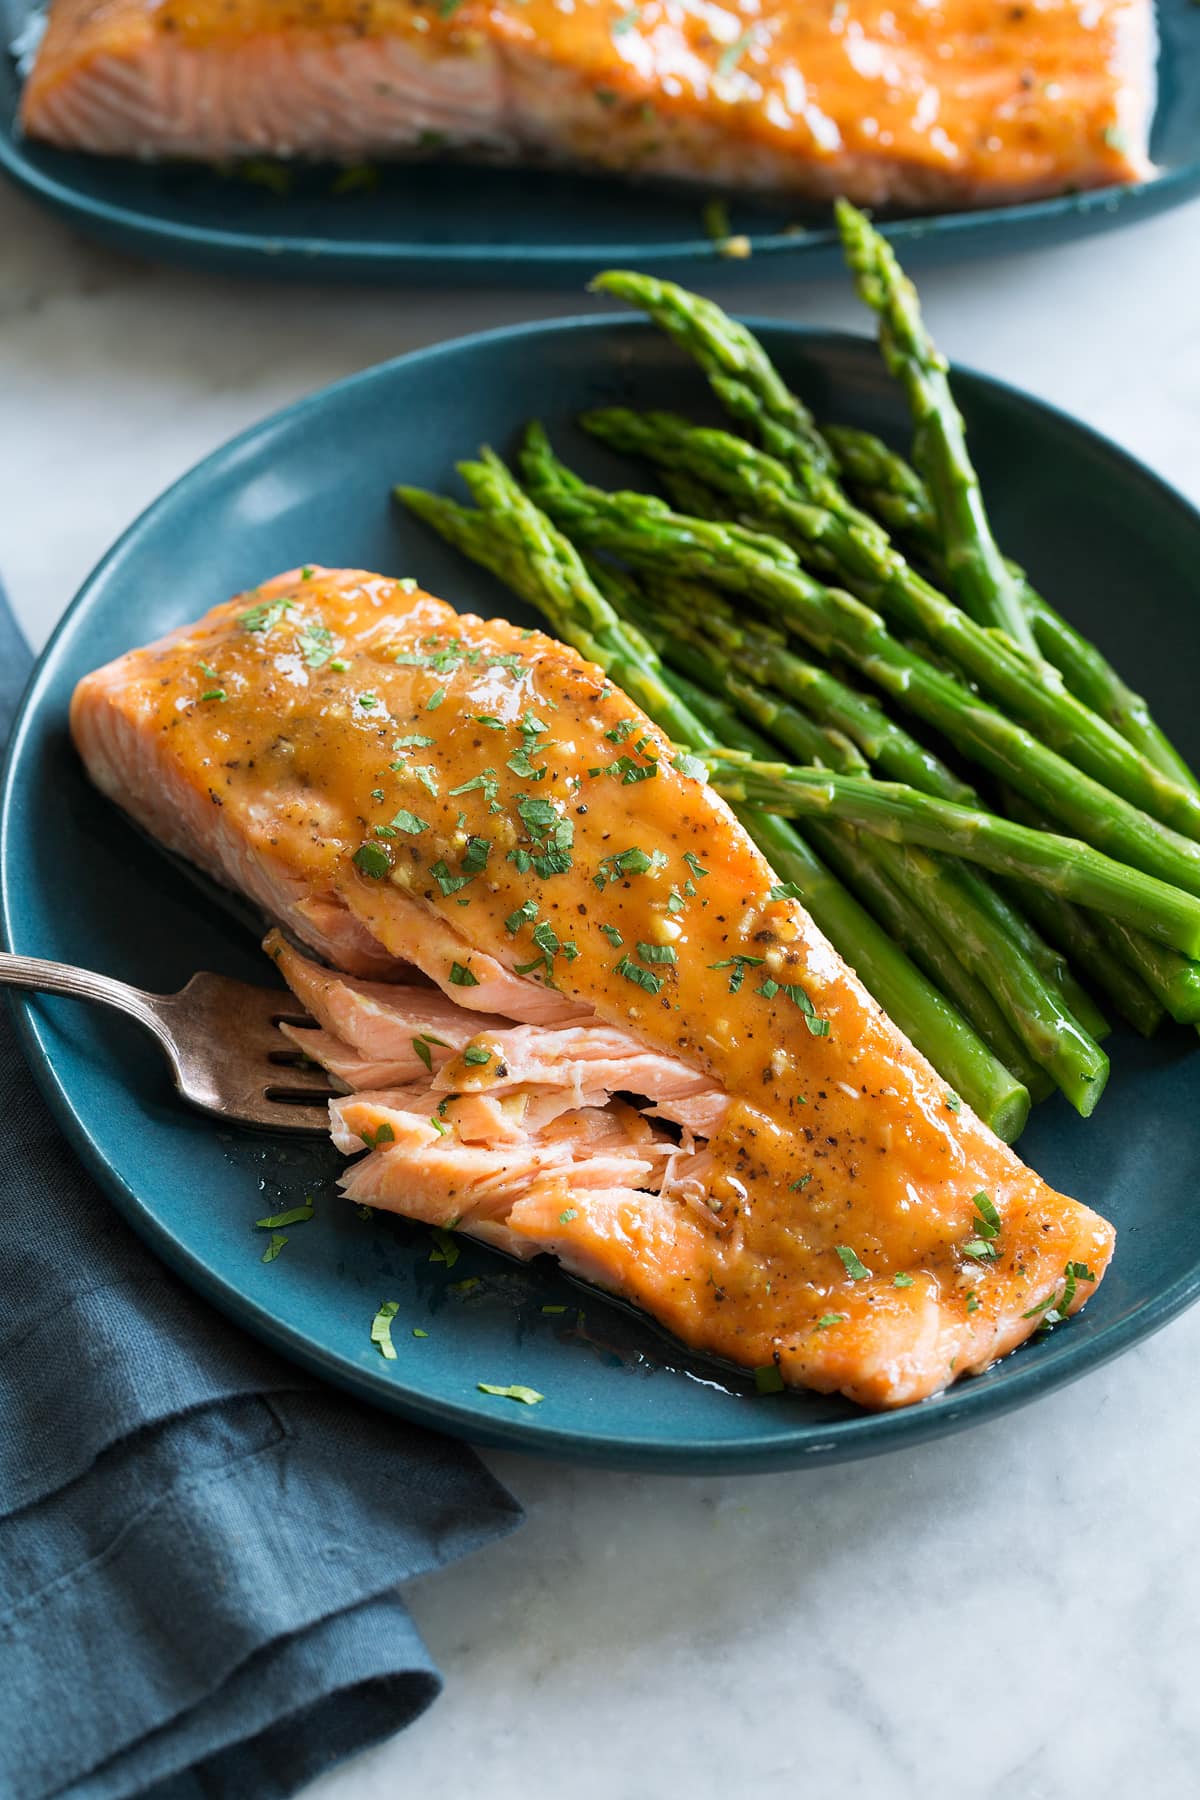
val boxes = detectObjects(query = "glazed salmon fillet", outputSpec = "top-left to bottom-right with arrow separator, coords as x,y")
70,566 -> 1115,1407
23,0 -> 1153,207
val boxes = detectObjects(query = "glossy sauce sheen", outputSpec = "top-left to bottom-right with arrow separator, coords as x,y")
24,0 -> 1153,205
70,569 -> 1115,1406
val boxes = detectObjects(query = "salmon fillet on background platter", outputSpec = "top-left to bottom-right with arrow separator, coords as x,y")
20,0 -> 1155,208
69,565 -> 1115,1412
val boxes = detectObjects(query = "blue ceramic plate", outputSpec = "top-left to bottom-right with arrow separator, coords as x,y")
3,315 -> 1200,1471
1,0 -> 1198,281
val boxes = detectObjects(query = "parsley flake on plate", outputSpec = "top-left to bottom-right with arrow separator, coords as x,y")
371,1300 -> 399,1359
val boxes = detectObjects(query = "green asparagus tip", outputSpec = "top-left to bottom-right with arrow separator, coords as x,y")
589,269 -> 646,298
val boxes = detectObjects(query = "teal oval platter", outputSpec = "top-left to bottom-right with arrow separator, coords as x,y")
1,0 -> 1198,281
3,314 -> 1200,1471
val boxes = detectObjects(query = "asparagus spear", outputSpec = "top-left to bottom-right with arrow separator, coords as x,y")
1001,786 -> 1200,1027
519,429 -> 1200,903
810,827 -> 1054,1101
994,875 -> 1164,1039
822,424 -> 944,557
580,407 -> 1200,839
834,200 -> 1039,655
396,463 -> 1030,1138
824,422 -> 1200,795
697,753 -> 1200,958
639,571 -> 984,801
589,269 -> 839,492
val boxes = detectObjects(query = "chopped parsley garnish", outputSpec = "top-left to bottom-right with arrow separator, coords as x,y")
411,765 -> 440,797
709,953 -> 763,994
395,732 -> 435,748
449,962 -> 479,987
703,197 -> 732,243
429,1227 -> 460,1269
357,692 -> 378,710
836,1245 -> 870,1281
261,1232 -> 288,1263
790,1173 -> 812,1192
602,754 -> 657,786
371,1300 -> 399,1359
353,841 -> 392,879
716,24 -> 756,78
449,769 -> 498,801
962,1192 -> 1001,1260
507,745 -> 546,780
199,688 -> 226,703
1022,1260 -> 1096,1327
542,1304 -> 568,1314
559,1208 -> 578,1224
611,4 -> 641,34
815,1313 -> 847,1330
754,1365 -> 785,1395
463,1045 -> 492,1067
328,657 -> 349,673
966,1292 -> 980,1314
593,845 -> 661,889
413,1035 -> 435,1072
198,661 -> 219,680
666,889 -> 685,915
255,1198 -> 315,1229
412,1327 -> 429,1338
893,1272 -> 915,1289
298,622 -> 335,668
768,882 -> 805,902
477,1383 -> 544,1405
461,835 -> 492,875
672,752 -> 708,782
430,860 -> 471,896
758,977 -> 830,1037
506,899 -> 539,934
426,685 -> 447,711
682,851 -> 708,880
517,795 -> 557,833
599,923 -> 624,948
605,718 -> 637,744
359,1121 -> 396,1151
615,956 -> 663,996
475,714 -> 505,730
636,941 -> 676,964
391,808 -> 429,836
239,597 -> 291,633
945,1092 -> 962,1114
532,920 -> 562,958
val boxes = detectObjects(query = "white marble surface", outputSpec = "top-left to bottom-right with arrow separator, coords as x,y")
4,180 -> 1200,1800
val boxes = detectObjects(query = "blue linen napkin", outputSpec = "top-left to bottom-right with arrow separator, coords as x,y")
0,585 -> 522,1800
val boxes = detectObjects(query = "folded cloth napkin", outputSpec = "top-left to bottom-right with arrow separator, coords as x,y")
0,584 -> 522,1800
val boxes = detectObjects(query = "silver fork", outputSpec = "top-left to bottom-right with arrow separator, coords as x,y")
0,950 -> 335,1131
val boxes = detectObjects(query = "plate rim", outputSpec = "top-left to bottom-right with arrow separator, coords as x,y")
2,0 -> 1198,274
4,310 -> 1200,1471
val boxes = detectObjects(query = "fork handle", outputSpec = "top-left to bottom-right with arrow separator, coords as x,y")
0,950 -> 170,1046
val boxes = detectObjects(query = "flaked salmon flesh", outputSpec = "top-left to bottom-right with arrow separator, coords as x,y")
23,0 -> 1154,207
70,566 -> 1115,1408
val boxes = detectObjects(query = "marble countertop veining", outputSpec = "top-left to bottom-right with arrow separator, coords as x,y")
3,180 -> 1199,1800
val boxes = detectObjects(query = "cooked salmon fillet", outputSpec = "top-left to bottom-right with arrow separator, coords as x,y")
23,0 -> 1154,207
70,566 -> 1115,1407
